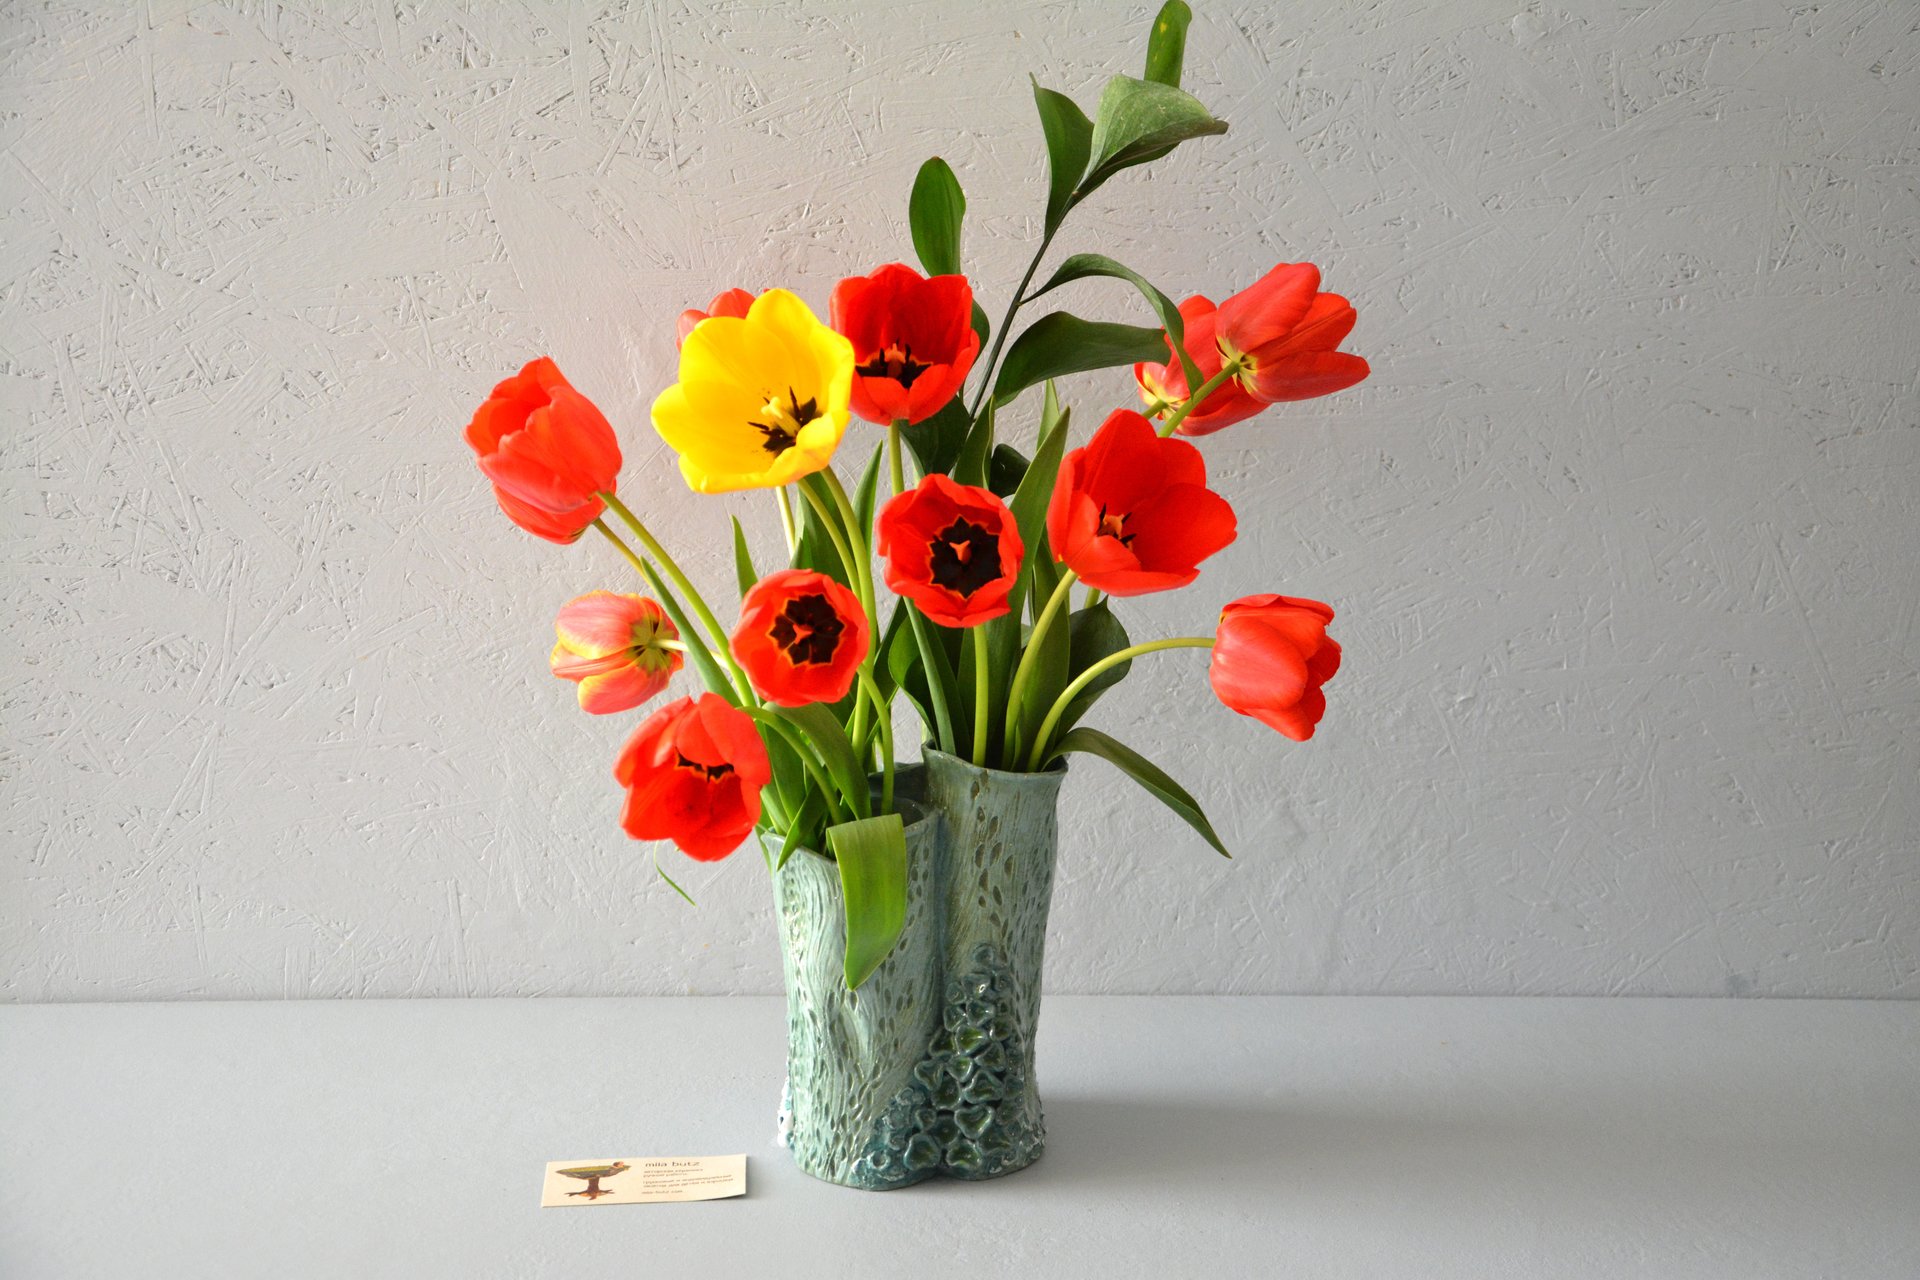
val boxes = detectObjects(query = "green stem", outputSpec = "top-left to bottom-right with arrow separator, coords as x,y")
1155,362 -> 1241,438
971,626 -> 991,767
597,491 -> 749,697
818,468 -> 875,622
775,486 -> 798,556
905,604 -> 957,755
746,708 -> 850,826
1001,568 -> 1078,760
1025,637 -> 1216,770
1084,586 -> 1105,611
796,479 -> 857,585
967,225 -> 1058,423
887,420 -> 907,496
859,670 -> 895,815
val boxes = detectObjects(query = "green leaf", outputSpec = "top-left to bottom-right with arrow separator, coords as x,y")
731,516 -> 758,598
653,848 -> 697,905
909,157 -> 965,278
993,312 -> 1168,406
902,397 -> 970,478
826,812 -> 909,988
771,702 -> 871,820
1047,726 -> 1230,857
853,443 -> 885,536
988,443 -> 1029,498
635,559 -> 734,701
1082,75 -> 1226,197
954,394 -> 994,489
1003,382 -> 1069,619
971,300 -> 991,350
1059,601 -> 1132,735
1031,252 -> 1202,397
1032,79 -> 1094,235
776,790 -> 828,871
1143,1 -> 1193,88
792,481 -> 852,585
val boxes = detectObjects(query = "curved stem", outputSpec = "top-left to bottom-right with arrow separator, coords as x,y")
971,625 -> 991,767
1001,568 -> 1078,760
775,486 -> 798,556
1155,362 -> 1242,438
818,468 -> 875,624
597,491 -> 750,696
1025,637 -> 1216,770
966,225 -> 1057,423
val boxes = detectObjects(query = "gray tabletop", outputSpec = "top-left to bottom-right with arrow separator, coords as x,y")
4,996 -> 1916,1278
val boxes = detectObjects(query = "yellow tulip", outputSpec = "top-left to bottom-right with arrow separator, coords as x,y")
651,289 -> 856,493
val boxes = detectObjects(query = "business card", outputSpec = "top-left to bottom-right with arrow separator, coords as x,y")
539,1154 -> 747,1207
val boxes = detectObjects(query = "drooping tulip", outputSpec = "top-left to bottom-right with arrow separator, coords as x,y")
1208,595 -> 1341,741
1133,296 -> 1265,436
829,263 -> 979,425
615,693 -> 771,861
489,483 -> 602,545
466,357 -> 623,518
651,289 -> 855,493
1044,409 -> 1236,597
876,475 -> 1023,628
549,591 -> 683,714
676,287 -> 756,349
730,569 -> 870,707
1212,263 -> 1370,404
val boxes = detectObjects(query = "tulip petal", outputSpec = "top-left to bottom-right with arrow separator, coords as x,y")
1124,483 -> 1236,575
1216,262 -> 1321,355
577,665 -> 670,715
1243,351 -> 1371,404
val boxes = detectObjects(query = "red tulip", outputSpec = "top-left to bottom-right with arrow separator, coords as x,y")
676,287 -> 755,349
877,475 -> 1024,628
490,483 -> 602,545
1208,595 -> 1341,741
550,592 -> 683,715
466,357 -> 623,519
829,263 -> 980,425
731,569 -> 870,707
616,694 -> 771,861
1213,263 -> 1370,404
1044,410 -> 1237,597
1133,296 -> 1265,436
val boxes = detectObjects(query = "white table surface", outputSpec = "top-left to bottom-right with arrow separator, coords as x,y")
3,996 -> 1916,1278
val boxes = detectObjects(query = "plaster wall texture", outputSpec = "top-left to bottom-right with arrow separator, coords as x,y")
3,1 -> 1916,1002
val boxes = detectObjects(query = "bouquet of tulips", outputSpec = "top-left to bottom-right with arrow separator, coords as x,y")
463,3 -> 1365,988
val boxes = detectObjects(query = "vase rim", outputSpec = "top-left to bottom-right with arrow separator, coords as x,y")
919,745 -> 1069,782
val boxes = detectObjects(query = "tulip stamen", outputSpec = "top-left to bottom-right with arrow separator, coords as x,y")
768,593 -> 846,665
750,387 -> 822,456
927,517 -> 1001,596
675,753 -> 736,781
1096,504 -> 1136,547
856,342 -> 931,389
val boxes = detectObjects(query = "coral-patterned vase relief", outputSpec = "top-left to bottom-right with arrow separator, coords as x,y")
458,2 -> 1368,1189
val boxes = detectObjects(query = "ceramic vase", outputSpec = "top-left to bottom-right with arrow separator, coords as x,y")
771,750 -> 1067,1189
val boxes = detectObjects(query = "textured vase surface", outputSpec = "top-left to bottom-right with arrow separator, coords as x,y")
772,751 -> 1067,1189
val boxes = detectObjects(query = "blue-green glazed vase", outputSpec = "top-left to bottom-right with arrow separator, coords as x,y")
772,750 -> 1067,1190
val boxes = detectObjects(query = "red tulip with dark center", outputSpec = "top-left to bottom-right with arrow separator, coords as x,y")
1044,409 -> 1237,597
615,693 -> 771,861
731,568 -> 871,706
877,475 -> 1024,628
829,263 -> 980,425
466,356 -> 623,521
1208,595 -> 1342,741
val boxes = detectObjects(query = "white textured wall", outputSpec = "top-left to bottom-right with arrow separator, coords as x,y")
4,1 -> 1916,1002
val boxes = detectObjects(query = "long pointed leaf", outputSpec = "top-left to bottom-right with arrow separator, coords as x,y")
1082,75 -> 1227,197
826,812 -> 909,989
1031,252 -> 1203,395
771,702 -> 871,821
1003,383 -> 1069,618
908,157 -> 965,278
1032,79 -> 1093,235
993,312 -> 1168,406
1047,726 -> 1230,857
636,559 -> 734,702
1143,1 -> 1193,88
731,516 -> 758,598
